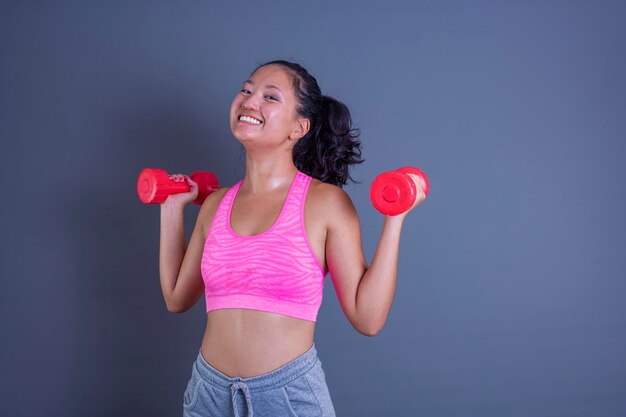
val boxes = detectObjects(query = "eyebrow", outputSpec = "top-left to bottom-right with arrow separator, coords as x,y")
243,80 -> 283,93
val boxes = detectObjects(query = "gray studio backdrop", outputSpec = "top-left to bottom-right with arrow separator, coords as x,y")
2,1 -> 625,416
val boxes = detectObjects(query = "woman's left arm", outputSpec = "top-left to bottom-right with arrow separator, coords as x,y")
324,174 -> 426,336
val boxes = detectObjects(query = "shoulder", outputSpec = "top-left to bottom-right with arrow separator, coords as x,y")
198,186 -> 231,235
309,178 -> 351,203
200,186 -> 231,212
308,178 -> 358,225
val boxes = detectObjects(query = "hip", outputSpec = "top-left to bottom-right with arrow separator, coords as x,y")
184,343 -> 336,417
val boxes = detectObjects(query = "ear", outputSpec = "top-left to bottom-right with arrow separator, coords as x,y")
289,117 -> 310,142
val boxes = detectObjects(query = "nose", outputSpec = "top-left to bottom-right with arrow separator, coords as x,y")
242,92 -> 261,110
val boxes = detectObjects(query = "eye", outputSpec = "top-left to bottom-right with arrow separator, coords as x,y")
265,95 -> 277,101
240,89 -> 251,94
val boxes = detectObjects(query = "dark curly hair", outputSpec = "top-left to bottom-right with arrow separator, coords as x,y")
252,60 -> 365,187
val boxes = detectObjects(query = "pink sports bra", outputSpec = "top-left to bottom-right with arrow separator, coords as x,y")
200,170 -> 327,322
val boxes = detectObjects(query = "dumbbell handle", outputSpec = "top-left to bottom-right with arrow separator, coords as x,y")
137,168 -> 220,205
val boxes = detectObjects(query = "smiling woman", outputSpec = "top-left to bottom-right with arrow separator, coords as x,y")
158,59 -> 426,416
230,61 -> 364,186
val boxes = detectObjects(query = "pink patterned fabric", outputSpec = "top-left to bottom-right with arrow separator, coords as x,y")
201,170 -> 327,322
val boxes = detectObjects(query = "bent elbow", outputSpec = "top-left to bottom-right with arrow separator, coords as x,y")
362,327 -> 381,337
357,322 -> 383,337
166,299 -> 184,314
166,304 -> 181,314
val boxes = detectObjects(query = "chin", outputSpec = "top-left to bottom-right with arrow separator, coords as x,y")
231,132 -> 257,146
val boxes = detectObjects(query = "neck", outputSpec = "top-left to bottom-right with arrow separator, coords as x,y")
241,149 -> 298,195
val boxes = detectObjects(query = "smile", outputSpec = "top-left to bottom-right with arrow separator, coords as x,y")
239,115 -> 263,125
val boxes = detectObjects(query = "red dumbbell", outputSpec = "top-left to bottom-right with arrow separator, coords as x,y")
136,168 -> 219,205
370,166 -> 430,216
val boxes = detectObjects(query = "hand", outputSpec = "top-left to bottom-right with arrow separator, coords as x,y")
388,173 -> 426,221
162,174 -> 199,208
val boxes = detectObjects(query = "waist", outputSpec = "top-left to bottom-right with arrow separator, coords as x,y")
195,342 -> 319,391
200,309 -> 316,379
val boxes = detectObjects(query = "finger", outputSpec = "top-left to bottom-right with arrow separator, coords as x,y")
410,174 -> 426,193
406,174 -> 420,190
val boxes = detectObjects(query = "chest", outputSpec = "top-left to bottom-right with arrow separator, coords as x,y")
229,187 -> 327,272
230,193 -> 288,236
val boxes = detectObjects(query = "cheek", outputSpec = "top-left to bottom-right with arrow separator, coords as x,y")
230,96 -> 243,114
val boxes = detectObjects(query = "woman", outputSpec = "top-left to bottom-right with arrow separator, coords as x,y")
160,60 -> 426,417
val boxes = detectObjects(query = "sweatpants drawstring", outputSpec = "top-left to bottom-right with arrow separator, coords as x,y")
230,381 -> 253,417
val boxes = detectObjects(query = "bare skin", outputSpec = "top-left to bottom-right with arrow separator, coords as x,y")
158,64 -> 426,378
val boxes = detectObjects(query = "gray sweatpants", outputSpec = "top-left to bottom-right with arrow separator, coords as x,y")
183,343 -> 336,417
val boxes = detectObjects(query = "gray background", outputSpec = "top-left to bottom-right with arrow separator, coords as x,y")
1,1 -> 625,416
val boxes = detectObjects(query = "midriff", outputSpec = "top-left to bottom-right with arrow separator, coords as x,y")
200,308 -> 316,378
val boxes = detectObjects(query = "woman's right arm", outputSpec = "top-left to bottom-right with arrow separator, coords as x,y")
158,176 -> 225,313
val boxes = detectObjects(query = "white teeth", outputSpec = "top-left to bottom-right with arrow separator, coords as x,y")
239,115 -> 262,124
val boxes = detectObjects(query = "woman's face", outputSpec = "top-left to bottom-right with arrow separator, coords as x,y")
230,64 -> 309,149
